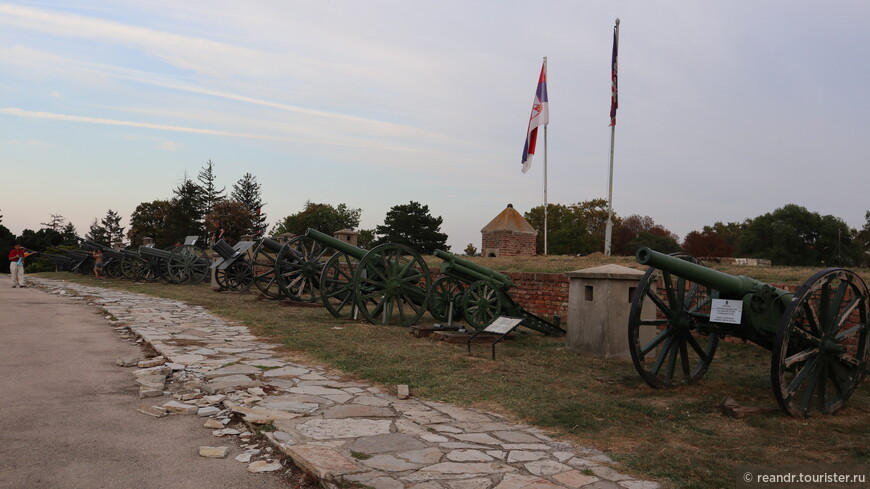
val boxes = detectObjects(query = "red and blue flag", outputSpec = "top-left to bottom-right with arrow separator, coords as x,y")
521,62 -> 549,173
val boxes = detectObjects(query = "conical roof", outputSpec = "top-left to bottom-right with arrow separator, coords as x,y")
481,204 -> 537,234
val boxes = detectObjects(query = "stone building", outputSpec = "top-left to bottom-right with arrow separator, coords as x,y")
480,204 -> 537,257
333,229 -> 359,247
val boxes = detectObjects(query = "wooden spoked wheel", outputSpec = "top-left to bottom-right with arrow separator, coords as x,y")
427,276 -> 466,322
251,240 -> 283,299
216,261 -> 253,291
461,280 -> 504,330
319,252 -> 360,319
275,236 -> 328,303
352,243 -> 431,327
120,256 -> 144,280
771,268 -> 869,416
167,245 -> 209,284
628,254 -> 719,388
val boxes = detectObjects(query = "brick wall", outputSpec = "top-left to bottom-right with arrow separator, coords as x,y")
504,272 -> 569,319
481,232 -> 536,257
432,269 -> 568,321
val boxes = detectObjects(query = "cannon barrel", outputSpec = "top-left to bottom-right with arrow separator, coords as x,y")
212,239 -> 240,261
259,237 -> 285,254
636,247 -> 778,299
434,250 -> 513,290
139,246 -> 172,260
304,228 -> 367,258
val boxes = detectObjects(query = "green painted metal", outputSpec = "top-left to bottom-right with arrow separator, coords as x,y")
636,247 -> 792,339
631,246 -> 870,417
433,249 -> 563,337
305,228 -> 367,259
435,250 -> 513,289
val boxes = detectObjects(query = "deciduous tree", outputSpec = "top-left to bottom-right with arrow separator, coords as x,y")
205,200 -> 254,245
612,215 -> 680,255
273,201 -> 361,237
739,204 -> 861,266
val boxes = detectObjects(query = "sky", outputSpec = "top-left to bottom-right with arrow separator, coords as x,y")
1,0 -> 869,252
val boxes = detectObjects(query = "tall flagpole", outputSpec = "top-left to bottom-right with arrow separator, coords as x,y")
542,56 -> 549,256
604,19 -> 619,256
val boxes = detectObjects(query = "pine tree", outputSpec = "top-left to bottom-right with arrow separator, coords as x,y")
60,221 -> 80,246
170,177 -> 206,240
40,214 -> 66,232
101,209 -> 126,245
197,159 -> 225,217
86,218 -> 109,245
231,173 -> 267,236
375,201 -> 448,253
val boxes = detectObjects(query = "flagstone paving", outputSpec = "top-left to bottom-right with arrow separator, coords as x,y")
30,278 -> 660,489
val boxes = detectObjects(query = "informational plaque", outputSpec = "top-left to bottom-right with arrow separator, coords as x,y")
710,299 -> 743,324
484,316 -> 524,335
467,316 -> 525,360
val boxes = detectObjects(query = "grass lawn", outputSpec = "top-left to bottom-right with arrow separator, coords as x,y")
35,259 -> 870,489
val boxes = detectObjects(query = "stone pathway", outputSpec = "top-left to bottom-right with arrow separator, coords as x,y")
30,278 -> 660,489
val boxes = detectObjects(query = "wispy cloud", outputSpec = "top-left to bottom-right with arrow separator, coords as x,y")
3,138 -> 53,149
0,107 -> 427,153
0,44 -> 455,143
158,141 -> 182,152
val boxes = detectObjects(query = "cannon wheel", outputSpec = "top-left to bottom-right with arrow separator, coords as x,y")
353,243 -> 431,327
103,259 -> 122,279
771,268 -> 869,416
428,277 -> 466,322
320,252 -> 361,318
628,254 -> 719,388
275,236 -> 328,302
216,261 -> 253,291
462,280 -> 505,330
251,241 -> 283,299
120,256 -> 143,280
167,245 -> 209,284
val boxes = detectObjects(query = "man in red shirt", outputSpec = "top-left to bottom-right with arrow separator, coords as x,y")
8,243 -> 34,288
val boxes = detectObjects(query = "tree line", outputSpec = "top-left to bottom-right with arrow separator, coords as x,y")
2,164 -> 869,270
524,200 -> 870,267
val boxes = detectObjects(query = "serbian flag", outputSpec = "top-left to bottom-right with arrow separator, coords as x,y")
521,61 -> 549,173
609,19 -> 619,126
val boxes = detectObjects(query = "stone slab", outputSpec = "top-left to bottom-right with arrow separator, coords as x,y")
284,444 -> 362,480
349,433 -> 428,454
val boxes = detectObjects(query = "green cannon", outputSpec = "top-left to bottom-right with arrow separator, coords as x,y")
80,241 -> 126,278
249,237 -> 288,299
135,240 -> 209,284
432,250 -> 564,336
302,228 -> 431,326
629,247 -> 869,416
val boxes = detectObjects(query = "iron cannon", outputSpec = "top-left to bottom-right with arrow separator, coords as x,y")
433,250 -> 564,336
302,228 -> 431,326
629,247 -> 869,416
211,238 -> 257,290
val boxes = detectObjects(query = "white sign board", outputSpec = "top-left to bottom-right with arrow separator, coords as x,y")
710,299 -> 743,325
483,316 -> 524,335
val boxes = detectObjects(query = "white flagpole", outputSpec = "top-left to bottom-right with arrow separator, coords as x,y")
543,56 -> 548,256
604,19 -> 619,256
604,124 -> 615,256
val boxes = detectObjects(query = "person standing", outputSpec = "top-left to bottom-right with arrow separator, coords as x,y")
8,243 -> 34,288
92,249 -> 104,279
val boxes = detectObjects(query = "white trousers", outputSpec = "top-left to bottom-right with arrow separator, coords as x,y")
10,262 -> 24,286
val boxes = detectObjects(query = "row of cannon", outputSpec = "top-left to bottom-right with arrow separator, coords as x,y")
45,229 -> 564,337
43,236 -> 868,417
213,229 -> 564,336
40,237 -> 209,284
